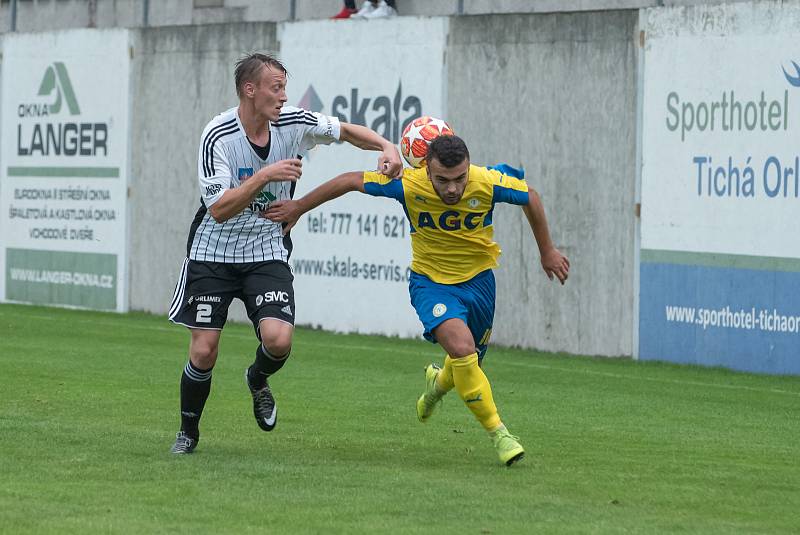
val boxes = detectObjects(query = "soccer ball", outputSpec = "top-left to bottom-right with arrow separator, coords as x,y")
400,116 -> 454,168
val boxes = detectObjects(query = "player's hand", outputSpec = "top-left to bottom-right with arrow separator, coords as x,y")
264,200 -> 302,235
541,247 -> 570,285
378,146 -> 403,178
260,158 -> 303,183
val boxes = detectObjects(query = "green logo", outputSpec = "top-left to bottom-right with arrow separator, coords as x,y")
256,191 -> 277,203
37,62 -> 80,115
250,190 -> 277,213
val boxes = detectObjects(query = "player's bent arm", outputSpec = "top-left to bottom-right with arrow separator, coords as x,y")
296,171 -> 366,214
208,159 -> 302,223
522,187 -> 570,284
522,187 -> 554,253
208,177 -> 271,223
339,123 -> 402,177
339,123 -> 392,151
264,172 -> 366,229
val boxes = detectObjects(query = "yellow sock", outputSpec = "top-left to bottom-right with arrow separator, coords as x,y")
451,353 -> 501,431
435,355 -> 455,393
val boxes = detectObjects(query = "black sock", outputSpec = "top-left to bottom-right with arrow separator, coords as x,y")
179,361 -> 213,440
248,344 -> 290,389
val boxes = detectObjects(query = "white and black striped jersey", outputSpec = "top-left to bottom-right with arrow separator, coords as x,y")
187,106 -> 340,263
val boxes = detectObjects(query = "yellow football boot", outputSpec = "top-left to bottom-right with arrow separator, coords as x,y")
416,364 -> 445,422
491,426 -> 525,466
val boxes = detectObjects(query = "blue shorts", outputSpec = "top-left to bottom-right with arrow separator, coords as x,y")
408,269 -> 496,361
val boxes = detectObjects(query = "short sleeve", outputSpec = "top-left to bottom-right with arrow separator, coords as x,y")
487,164 -> 529,206
363,171 -> 404,201
299,111 -> 341,150
197,129 -> 233,207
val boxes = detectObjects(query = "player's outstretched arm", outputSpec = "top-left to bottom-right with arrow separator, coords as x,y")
265,171 -> 366,234
209,158 -> 303,223
522,187 -> 570,284
339,123 -> 402,177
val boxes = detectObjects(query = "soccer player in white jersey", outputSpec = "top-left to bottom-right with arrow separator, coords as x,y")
168,53 -> 402,454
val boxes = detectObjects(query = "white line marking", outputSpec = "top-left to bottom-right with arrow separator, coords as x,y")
5,309 -> 799,397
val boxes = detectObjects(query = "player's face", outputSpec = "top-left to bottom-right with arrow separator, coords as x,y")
427,157 -> 470,205
253,65 -> 287,123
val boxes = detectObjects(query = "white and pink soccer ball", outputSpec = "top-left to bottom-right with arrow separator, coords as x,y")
400,116 -> 455,168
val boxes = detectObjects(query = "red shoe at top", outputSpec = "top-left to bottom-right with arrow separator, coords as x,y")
331,6 -> 357,19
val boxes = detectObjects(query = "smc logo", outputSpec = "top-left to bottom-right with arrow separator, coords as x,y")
255,291 -> 289,306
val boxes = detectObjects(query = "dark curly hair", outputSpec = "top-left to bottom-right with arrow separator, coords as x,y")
427,134 -> 469,168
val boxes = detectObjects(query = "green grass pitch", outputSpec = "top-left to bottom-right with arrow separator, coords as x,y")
1,303 -> 798,533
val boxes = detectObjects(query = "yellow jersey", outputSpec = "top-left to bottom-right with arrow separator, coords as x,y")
363,164 -> 529,284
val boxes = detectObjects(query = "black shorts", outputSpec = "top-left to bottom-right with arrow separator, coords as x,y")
169,258 -> 295,335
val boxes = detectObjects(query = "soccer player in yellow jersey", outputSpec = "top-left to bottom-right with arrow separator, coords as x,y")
266,135 -> 569,465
